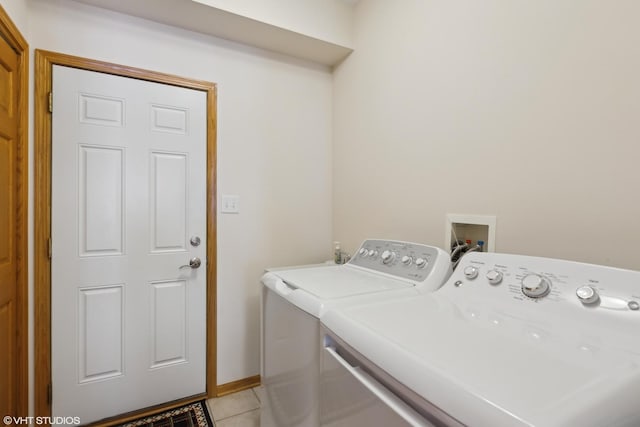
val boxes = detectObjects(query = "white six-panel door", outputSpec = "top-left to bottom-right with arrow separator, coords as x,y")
51,65 -> 207,424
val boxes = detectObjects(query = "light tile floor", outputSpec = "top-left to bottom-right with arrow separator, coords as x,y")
206,386 -> 263,427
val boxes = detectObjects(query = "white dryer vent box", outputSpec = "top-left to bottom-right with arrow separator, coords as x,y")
446,214 -> 496,253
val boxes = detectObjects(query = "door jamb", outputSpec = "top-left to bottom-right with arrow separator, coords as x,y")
0,4 -> 29,419
34,50 -> 218,419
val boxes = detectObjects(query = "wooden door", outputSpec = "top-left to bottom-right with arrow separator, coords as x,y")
0,5 -> 28,419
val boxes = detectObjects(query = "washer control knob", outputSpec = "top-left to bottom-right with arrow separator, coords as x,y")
576,286 -> 599,305
359,248 -> 368,257
486,269 -> 503,285
521,274 -> 551,298
381,250 -> 396,264
415,258 -> 427,268
401,255 -> 413,266
463,266 -> 479,280
368,249 -> 378,258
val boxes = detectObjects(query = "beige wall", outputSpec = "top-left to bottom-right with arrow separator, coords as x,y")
334,0 -> 640,269
26,0 -> 333,388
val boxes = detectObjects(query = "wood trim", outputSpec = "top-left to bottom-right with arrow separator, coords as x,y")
0,3 -> 29,419
34,49 -> 53,420
215,375 -> 261,397
34,50 -> 218,420
206,71 -> 218,401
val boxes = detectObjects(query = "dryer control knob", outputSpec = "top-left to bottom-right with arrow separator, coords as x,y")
521,274 -> 551,298
401,255 -> 413,266
368,249 -> 378,258
415,258 -> 427,268
576,286 -> 599,305
381,250 -> 396,264
358,248 -> 368,257
486,269 -> 503,285
463,266 -> 479,280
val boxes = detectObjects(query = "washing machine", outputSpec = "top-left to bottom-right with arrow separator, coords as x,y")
321,252 -> 640,427
260,239 -> 452,427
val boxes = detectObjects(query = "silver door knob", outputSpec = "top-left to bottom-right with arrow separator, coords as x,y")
180,257 -> 202,269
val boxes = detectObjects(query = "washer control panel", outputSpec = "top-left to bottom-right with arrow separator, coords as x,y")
452,252 -> 640,312
349,239 -> 449,283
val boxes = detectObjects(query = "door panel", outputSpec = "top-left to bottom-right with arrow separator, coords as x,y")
78,145 -> 124,255
78,285 -> 124,382
150,280 -> 187,367
0,298 -> 15,414
150,152 -> 187,251
52,65 -> 207,424
0,136 -> 13,262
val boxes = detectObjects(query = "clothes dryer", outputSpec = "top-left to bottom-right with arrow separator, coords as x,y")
261,239 -> 452,427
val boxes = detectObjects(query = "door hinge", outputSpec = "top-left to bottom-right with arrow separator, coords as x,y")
48,92 -> 53,113
47,238 -> 52,260
47,383 -> 52,405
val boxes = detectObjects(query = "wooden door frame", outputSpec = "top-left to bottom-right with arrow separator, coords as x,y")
0,4 -> 29,419
34,50 -> 218,420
